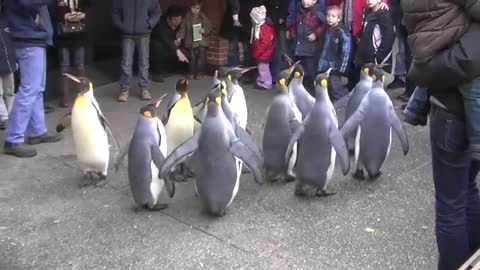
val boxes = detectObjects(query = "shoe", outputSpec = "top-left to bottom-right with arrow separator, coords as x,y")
26,133 -> 62,145
117,90 -> 129,102
387,78 -> 406,89
403,113 -> 427,126
140,89 -> 152,100
4,142 -> 37,158
0,120 -> 6,130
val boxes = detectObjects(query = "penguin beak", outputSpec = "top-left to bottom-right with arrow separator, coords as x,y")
155,93 -> 168,108
63,73 -> 81,83
283,52 -> 295,67
287,60 -> 301,77
325,68 -> 332,78
240,66 -> 257,74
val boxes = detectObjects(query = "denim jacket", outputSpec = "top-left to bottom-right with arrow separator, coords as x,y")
289,6 -> 326,57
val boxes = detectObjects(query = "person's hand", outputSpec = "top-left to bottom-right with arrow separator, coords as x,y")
174,38 -> 181,47
286,31 -> 291,40
279,18 -> 285,25
379,2 -> 389,10
58,1 -> 66,7
176,49 -> 189,63
233,19 -> 242,28
307,33 -> 316,41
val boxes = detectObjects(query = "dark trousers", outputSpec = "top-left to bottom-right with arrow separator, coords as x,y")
397,23 -> 415,97
188,47 -> 207,75
328,73 -> 348,102
429,103 -> 480,270
271,28 -> 289,80
150,40 -> 188,75
295,56 -> 316,96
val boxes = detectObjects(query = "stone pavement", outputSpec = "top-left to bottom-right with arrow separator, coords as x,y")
0,75 -> 438,269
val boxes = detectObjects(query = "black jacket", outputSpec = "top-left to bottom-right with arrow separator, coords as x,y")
355,9 -> 394,66
219,0 -> 261,42
266,0 -> 289,30
150,17 -> 178,54
0,16 -> 16,75
51,0 -> 90,48
112,0 -> 161,36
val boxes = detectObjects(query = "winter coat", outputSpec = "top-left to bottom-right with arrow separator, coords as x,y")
3,0 -> 55,47
286,0 -> 326,28
52,0 -> 90,48
112,0 -> 161,37
219,0 -> 261,42
266,0 -> 290,30
354,8 -> 394,66
151,17 -> 178,54
0,16 -> 16,75
289,6 -> 326,57
401,0 -> 480,64
177,11 -> 212,49
317,25 -> 351,75
251,21 -> 275,62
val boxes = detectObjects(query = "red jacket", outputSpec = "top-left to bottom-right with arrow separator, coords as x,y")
251,23 -> 275,61
327,0 -> 388,38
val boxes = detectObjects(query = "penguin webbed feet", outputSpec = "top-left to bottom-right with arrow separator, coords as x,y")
146,203 -> 169,212
352,169 -> 365,181
80,172 -> 107,188
367,171 -> 382,181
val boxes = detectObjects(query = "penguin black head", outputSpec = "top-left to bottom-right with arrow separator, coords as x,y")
139,93 -> 168,118
315,71 -> 330,90
176,79 -> 189,96
283,53 -> 304,79
217,66 -> 231,81
361,63 -> 376,78
63,73 -> 92,94
226,66 -> 257,82
277,60 -> 300,88
368,67 -> 385,83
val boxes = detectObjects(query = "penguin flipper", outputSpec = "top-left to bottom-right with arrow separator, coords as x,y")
340,100 -> 367,138
388,106 -> 409,155
56,112 -> 72,133
89,100 -> 122,156
230,140 -> 264,184
151,144 -> 175,198
235,125 -> 263,164
329,123 -> 350,175
285,124 -> 305,164
159,132 -> 199,180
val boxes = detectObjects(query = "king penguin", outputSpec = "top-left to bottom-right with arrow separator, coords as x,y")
56,74 -> 120,187
285,72 -> 350,197
159,89 -> 264,217
262,62 -> 303,182
224,66 -> 256,129
340,67 -> 409,180
343,63 -> 375,152
114,94 -> 175,211
284,53 -> 315,120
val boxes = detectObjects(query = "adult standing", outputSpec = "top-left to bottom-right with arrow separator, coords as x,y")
3,0 -> 62,158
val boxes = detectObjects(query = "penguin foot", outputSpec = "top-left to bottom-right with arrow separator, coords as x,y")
294,183 -> 317,197
94,174 -> 108,188
79,172 -> 94,187
368,171 -> 382,181
283,175 -> 296,183
147,203 -> 169,211
316,189 -> 336,197
352,169 -> 365,180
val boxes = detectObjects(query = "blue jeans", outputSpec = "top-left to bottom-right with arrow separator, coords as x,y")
227,35 -> 252,67
4,47 -> 48,144
120,36 -> 150,91
429,103 -> 480,270
406,78 -> 480,158
59,47 -> 85,73
295,56 -> 315,96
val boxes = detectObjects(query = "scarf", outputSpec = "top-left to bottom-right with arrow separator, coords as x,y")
250,5 -> 266,44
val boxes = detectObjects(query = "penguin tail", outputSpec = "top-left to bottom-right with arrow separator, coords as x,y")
56,112 -> 72,133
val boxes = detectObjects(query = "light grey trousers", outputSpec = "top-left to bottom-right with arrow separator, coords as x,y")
0,72 -> 15,121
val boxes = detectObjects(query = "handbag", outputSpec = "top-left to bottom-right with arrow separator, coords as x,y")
56,21 -> 85,36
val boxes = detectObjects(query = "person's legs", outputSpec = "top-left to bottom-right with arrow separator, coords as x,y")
466,161 -> 480,253
137,35 -> 151,92
73,46 -> 86,75
458,78 -> 480,160
429,103 -> 478,270
327,73 -> 348,102
119,37 -> 135,91
58,47 -> 71,107
196,46 -> 207,79
0,75 -> 8,123
256,61 -> 272,89
297,56 -> 315,96
227,36 -> 240,67
187,48 -> 196,79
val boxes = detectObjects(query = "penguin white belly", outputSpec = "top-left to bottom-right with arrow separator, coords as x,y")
149,160 -> 164,205
230,91 -> 248,129
165,112 -> 194,155
287,143 -> 297,177
71,102 -> 109,174
324,146 -> 336,189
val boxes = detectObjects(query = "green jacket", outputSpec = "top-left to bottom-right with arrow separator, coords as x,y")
177,11 -> 212,48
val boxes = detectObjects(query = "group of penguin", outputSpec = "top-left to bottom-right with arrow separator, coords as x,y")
55,57 -> 409,217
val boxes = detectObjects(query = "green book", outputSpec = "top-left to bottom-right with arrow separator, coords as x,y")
193,23 -> 202,42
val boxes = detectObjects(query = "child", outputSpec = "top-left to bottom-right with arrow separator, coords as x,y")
177,0 -> 212,80
402,6 -> 480,160
288,0 -> 326,96
0,5 -> 16,130
317,5 -> 351,102
352,0 -> 394,85
250,5 -> 275,90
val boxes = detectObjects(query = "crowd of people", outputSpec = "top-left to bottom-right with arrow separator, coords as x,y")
0,0 -> 479,269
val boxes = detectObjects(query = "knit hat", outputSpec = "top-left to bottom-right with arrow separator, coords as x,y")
250,5 -> 266,43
